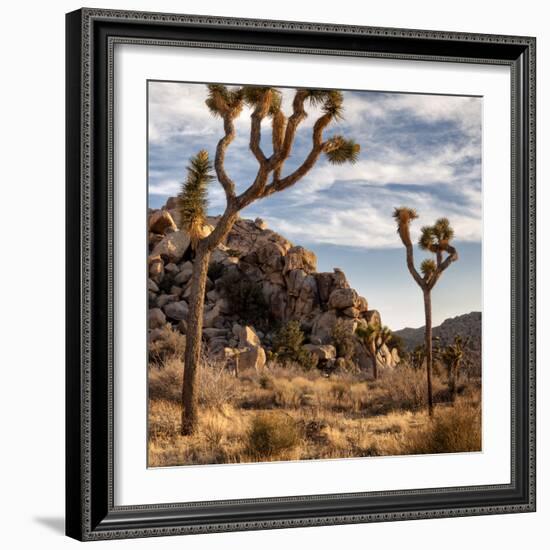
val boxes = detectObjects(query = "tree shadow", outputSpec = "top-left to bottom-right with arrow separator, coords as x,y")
34,516 -> 65,535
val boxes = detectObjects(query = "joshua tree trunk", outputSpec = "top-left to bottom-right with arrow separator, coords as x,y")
423,289 -> 434,416
181,242 -> 211,435
370,343 -> 378,380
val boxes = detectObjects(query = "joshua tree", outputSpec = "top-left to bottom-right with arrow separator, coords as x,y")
356,324 -> 393,379
393,208 -> 458,416
411,346 -> 424,370
180,85 -> 360,435
442,335 -> 467,402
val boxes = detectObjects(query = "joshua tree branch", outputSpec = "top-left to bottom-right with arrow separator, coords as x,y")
262,112 -> 333,196
215,114 -> 238,203
249,92 -> 271,166
429,244 -> 458,289
235,167 -> 270,210
273,90 -> 308,166
397,225 -> 425,289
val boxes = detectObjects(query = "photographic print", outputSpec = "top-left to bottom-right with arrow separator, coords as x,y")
146,81 -> 482,468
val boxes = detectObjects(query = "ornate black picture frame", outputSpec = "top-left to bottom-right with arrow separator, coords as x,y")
66,8 -> 536,541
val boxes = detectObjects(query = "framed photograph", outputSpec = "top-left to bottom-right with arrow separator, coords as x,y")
66,8 -> 536,541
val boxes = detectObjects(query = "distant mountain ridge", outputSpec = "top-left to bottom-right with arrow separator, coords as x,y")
394,312 -> 481,366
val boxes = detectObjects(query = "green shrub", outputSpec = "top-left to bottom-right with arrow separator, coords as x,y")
226,248 -> 242,258
272,321 -> 318,370
219,270 -> 270,327
247,412 -> 299,458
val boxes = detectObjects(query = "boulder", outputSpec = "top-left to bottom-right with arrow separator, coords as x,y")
236,346 -> 266,372
148,278 -> 159,292
328,288 -> 358,310
174,263 -> 193,285
239,325 -> 261,348
342,306 -> 360,318
203,328 -> 228,340
292,274 -> 319,318
170,285 -> 183,298
311,310 -> 338,344
256,242 -> 286,272
216,298 -> 231,315
203,302 -> 222,329
156,294 -> 178,308
148,308 -> 166,329
364,310 -> 381,327
149,209 -> 177,234
391,347 -> 401,366
163,300 -> 189,321
148,255 -> 164,283
286,269 -> 307,297
254,217 -> 267,230
164,262 -> 179,274
315,272 -> 335,304
284,246 -> 317,274
332,268 -> 350,289
151,230 -> 191,263
357,296 -> 369,312
303,344 -> 337,361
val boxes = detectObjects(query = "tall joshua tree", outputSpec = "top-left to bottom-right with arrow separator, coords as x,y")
393,208 -> 458,416
180,85 -> 360,435
356,324 -> 392,379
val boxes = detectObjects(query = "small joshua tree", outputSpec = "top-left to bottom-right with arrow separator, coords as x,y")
177,150 -> 214,251
442,335 -> 467,402
412,345 -> 424,370
180,85 -> 360,435
356,324 -> 393,379
393,208 -> 458,416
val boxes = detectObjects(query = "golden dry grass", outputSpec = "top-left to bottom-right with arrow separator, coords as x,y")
148,357 -> 481,467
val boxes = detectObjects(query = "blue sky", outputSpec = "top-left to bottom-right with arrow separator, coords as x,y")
148,81 -> 482,330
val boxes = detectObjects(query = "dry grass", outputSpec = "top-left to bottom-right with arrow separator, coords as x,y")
148,359 -> 482,467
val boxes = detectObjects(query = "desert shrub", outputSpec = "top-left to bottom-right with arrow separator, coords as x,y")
219,270 -> 270,327
225,248 -> 242,258
272,320 -> 318,370
198,355 -> 238,409
381,365 -> 428,410
332,319 -> 356,368
273,378 -> 303,408
330,381 -> 348,405
148,358 -> 183,402
404,402 -> 481,454
247,412 -> 299,458
258,372 -> 274,389
207,262 -> 225,281
148,325 -> 186,365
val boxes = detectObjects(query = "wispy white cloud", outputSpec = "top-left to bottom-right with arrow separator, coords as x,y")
149,82 -> 482,250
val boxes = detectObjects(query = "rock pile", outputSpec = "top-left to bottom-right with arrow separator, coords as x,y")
148,198 -> 399,372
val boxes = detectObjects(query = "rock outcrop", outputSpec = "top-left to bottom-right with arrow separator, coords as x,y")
147,197 -> 400,371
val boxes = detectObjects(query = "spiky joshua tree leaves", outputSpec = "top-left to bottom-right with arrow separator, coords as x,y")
393,208 -> 458,416
180,85 -> 361,435
177,150 -> 214,250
